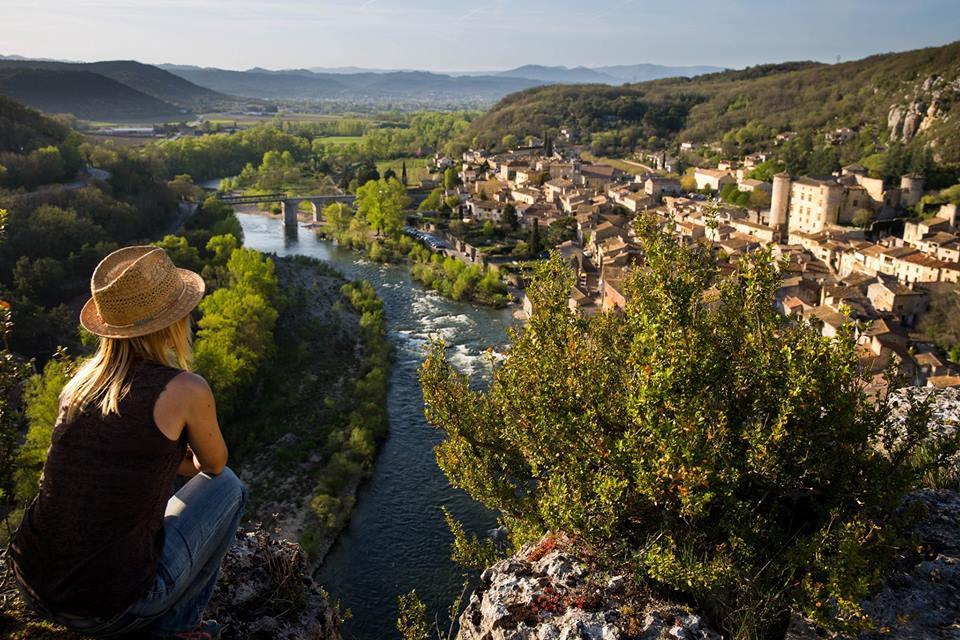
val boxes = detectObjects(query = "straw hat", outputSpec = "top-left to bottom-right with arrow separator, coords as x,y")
80,246 -> 205,339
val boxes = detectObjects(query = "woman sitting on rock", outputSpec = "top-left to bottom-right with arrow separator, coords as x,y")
8,246 -> 246,639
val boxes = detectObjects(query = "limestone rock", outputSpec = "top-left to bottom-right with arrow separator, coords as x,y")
887,105 -> 904,139
887,74 -> 960,143
855,490 -> 960,639
785,490 -> 960,640
207,525 -> 341,640
455,536 -> 720,640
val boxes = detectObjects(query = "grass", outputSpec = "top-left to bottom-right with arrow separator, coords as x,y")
580,151 -> 652,176
376,156 -> 434,184
315,135 -> 365,145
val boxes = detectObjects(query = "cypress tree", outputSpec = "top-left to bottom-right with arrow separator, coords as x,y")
528,218 -> 542,257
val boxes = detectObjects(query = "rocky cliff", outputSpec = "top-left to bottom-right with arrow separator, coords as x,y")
455,534 -> 721,640
207,525 -> 342,640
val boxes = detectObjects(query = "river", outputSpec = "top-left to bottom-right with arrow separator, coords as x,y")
237,212 -> 515,640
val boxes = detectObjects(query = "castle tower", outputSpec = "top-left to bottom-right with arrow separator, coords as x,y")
769,172 -> 791,229
900,174 -> 925,209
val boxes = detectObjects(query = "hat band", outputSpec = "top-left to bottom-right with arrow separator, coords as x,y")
97,281 -> 189,330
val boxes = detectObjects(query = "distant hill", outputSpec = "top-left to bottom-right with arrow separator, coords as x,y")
0,59 -> 232,111
0,68 -> 185,121
159,65 -> 542,104
496,64 -> 723,84
594,63 -> 726,82
464,41 -> 960,166
0,95 -> 71,152
498,65 -> 619,84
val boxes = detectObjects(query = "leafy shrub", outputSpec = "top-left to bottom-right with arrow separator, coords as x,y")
419,217 -> 956,638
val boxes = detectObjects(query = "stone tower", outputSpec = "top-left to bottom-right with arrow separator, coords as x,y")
769,172 -> 792,229
900,174 -> 925,209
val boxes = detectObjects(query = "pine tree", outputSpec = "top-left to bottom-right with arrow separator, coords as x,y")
528,218 -> 542,257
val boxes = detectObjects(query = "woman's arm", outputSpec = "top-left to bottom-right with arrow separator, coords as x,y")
179,373 -> 228,475
157,371 -> 229,475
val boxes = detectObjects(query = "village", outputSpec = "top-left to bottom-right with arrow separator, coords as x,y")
412,139 -> 960,391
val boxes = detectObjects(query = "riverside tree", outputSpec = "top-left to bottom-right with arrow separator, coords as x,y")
420,215 -> 957,638
356,177 -> 411,237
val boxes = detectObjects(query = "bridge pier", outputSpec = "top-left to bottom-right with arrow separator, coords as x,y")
282,199 -> 300,227
308,200 -> 320,224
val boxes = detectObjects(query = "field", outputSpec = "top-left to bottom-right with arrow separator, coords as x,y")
315,135 -> 365,145
580,151 -> 653,176
376,157 -> 434,185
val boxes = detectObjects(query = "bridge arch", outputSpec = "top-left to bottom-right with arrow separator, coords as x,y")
217,192 -> 355,228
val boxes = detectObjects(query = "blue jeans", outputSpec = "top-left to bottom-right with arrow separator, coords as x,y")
21,467 -> 247,637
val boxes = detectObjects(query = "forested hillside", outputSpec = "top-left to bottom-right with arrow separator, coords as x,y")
0,68 -> 185,121
0,101 -> 180,357
0,59 -> 231,112
465,41 -> 960,169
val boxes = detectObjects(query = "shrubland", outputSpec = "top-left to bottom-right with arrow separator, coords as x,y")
420,216 -> 959,638
299,280 -> 390,556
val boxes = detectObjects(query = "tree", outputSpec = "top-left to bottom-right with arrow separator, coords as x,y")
205,233 -> 240,266
852,208 -> 873,228
383,168 -> 397,181
356,178 -> 411,238
323,202 -> 354,240
501,134 -> 518,150
153,234 -> 203,271
401,160 -> 408,186
167,174 -> 203,202
806,146 -> 840,176
444,195 -> 461,215
746,160 -> 784,183
528,218 -> 542,257
256,149 -> 300,190
193,248 -> 278,420
443,166 -> 459,190
680,174 -> 698,193
355,162 -> 380,187
748,188 -> 771,211
502,203 -> 519,231
14,351 -> 74,504
417,187 -> 444,213
396,591 -> 429,640
420,218 -> 956,638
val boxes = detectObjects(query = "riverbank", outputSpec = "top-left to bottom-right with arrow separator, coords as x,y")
237,204 -> 513,309
237,212 -> 512,640
231,255 -> 390,566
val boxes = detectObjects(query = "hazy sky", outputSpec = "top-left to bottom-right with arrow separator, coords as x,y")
1,0 -> 958,72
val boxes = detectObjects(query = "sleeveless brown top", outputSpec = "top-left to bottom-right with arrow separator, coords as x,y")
10,361 -> 187,618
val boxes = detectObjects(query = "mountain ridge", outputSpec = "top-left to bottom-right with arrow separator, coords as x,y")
0,67 -> 186,121
0,58 -> 231,111
463,41 -> 960,168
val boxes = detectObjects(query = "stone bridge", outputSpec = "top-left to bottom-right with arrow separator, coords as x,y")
217,192 -> 356,226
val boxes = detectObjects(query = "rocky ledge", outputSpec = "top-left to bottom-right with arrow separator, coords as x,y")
455,534 -> 720,640
206,525 -> 341,640
0,525 -> 340,640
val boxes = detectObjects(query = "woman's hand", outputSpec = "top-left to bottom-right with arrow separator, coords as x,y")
177,447 -> 202,477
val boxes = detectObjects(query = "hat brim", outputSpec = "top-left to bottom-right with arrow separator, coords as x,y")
80,268 -> 206,339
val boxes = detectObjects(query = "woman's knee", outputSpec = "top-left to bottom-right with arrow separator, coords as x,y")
206,466 -> 247,511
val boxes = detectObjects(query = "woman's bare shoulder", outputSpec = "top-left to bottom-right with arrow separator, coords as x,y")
165,371 -> 214,399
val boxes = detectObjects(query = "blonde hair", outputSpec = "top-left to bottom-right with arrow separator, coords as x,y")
60,316 -> 193,423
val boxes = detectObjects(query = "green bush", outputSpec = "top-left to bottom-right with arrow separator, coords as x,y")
419,217 -> 956,638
